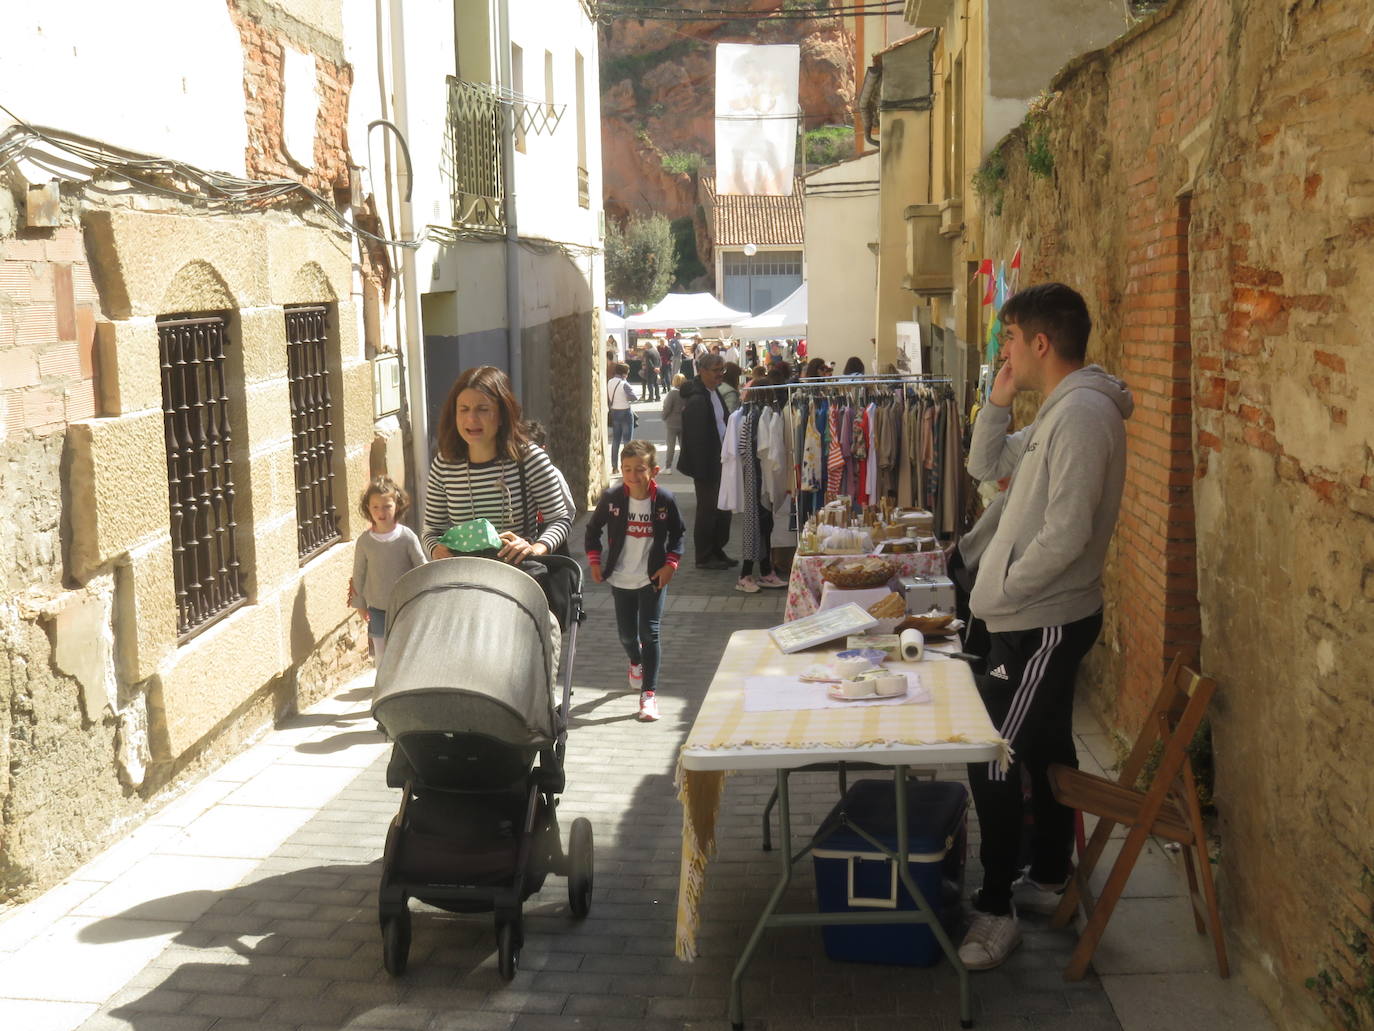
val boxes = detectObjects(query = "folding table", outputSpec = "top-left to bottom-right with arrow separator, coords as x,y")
675,629 -> 1008,1029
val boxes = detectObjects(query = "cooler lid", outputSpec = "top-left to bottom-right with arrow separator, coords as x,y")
813,778 -> 968,857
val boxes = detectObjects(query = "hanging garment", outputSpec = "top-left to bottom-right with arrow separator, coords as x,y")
718,407 -> 746,512
880,401 -> 899,500
922,403 -> 938,512
740,405 -> 767,561
758,406 -> 790,509
851,405 -> 869,507
826,402 -> 844,498
862,398 -> 873,505
802,399 -> 824,493
835,404 -> 846,500
897,395 -> 914,509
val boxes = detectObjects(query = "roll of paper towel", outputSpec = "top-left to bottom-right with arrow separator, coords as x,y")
900,628 -> 925,661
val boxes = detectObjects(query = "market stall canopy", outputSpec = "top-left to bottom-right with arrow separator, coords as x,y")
623,292 -> 750,330
730,282 -> 807,340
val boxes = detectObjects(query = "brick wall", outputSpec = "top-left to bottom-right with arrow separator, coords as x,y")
227,2 -> 353,197
1188,0 -> 1374,1024
0,225 -> 100,443
979,0 -> 1373,1024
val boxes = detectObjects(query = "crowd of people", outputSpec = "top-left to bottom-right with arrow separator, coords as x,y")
358,282 -> 1131,978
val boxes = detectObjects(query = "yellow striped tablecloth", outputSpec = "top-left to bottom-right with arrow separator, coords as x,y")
674,629 -> 1009,960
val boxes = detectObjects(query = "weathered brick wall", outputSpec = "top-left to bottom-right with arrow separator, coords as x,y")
981,0 -> 1225,734
1189,0 -> 1374,1025
979,0 -> 1372,1024
226,0 -> 353,197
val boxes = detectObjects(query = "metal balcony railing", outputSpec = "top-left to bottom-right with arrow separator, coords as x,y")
446,78 -> 506,230
444,77 -> 569,231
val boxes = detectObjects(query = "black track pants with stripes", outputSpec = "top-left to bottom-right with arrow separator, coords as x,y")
966,610 -> 1103,915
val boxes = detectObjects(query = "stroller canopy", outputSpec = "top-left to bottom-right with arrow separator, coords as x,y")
373,558 -> 558,750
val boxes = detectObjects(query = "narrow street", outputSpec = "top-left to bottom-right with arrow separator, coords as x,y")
0,400 -> 1270,1031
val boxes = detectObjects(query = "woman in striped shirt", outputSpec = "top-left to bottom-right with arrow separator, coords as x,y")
423,366 -> 572,564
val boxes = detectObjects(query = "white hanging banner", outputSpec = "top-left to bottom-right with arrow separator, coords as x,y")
715,43 -> 800,196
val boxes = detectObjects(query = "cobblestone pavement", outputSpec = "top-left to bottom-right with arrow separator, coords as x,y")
0,399 -> 1268,1031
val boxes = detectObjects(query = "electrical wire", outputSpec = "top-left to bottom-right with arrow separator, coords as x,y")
596,1 -> 902,21
0,102 -> 425,250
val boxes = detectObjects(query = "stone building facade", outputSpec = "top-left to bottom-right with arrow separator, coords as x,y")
0,0 -> 377,900
969,0 -> 1372,1024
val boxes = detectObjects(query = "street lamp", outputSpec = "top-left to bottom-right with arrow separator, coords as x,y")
743,242 -> 757,313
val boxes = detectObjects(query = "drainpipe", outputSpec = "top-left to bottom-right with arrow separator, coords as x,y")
498,0 -> 523,400
387,0 -> 429,506
858,61 -> 882,148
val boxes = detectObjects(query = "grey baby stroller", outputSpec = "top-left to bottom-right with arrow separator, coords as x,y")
371,555 -> 591,979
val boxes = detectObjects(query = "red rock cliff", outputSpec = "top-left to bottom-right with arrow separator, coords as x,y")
599,5 -> 856,226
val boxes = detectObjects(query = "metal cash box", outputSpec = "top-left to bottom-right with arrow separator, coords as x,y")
896,574 -> 956,615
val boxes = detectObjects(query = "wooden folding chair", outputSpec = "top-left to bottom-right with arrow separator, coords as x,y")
1047,653 -> 1228,981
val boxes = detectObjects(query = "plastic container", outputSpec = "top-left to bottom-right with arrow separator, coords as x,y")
811,778 -> 968,966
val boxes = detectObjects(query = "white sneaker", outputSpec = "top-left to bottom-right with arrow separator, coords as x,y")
638,691 -> 660,722
628,663 -> 643,692
958,908 -> 1022,970
735,576 -> 760,593
1013,874 -> 1068,916
662,466 -> 673,474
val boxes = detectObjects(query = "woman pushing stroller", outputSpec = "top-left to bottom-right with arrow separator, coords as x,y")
423,365 -> 572,566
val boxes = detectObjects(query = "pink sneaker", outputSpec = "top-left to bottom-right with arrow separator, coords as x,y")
628,663 -> 643,692
754,573 -> 787,589
638,691 -> 660,722
735,576 -> 760,593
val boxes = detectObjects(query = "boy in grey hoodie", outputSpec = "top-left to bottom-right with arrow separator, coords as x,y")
958,283 -> 1134,971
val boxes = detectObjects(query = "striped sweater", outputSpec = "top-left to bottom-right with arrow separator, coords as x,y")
421,445 -> 573,557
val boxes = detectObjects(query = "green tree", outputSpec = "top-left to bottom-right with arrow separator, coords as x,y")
605,213 -> 677,306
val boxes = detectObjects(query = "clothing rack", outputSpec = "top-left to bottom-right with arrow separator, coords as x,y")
745,374 -> 951,393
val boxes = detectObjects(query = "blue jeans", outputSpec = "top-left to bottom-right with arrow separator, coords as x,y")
611,583 -> 667,693
610,408 -> 634,462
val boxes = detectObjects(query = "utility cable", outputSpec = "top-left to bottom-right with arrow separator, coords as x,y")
0,102 -> 424,250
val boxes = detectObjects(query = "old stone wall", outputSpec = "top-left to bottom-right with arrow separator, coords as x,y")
0,0 -> 387,904
1189,0 -> 1374,1025
545,310 -> 602,509
977,0 -> 1373,1024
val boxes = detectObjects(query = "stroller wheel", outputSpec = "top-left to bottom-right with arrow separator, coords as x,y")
568,817 -> 594,918
497,920 -> 520,981
381,910 -> 411,976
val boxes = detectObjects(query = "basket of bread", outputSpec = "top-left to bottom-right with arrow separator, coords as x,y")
864,590 -> 908,633
820,556 -> 897,590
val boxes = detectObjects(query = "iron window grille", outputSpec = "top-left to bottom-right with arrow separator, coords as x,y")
443,77 -> 567,230
285,304 -> 340,562
158,314 -> 246,640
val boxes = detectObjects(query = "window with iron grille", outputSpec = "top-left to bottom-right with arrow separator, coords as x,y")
285,304 -> 340,561
158,314 -> 247,640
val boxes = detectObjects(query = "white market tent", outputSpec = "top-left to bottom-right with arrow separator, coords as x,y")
623,292 -> 750,330
730,282 -> 808,340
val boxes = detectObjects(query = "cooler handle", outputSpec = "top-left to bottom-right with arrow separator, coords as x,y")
846,856 -> 899,910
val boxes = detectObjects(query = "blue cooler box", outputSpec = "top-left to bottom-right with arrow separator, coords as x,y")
811,778 -> 968,966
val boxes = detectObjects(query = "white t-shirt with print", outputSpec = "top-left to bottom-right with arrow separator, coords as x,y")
606,493 -> 654,590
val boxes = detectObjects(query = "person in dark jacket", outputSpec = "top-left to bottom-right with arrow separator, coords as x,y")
674,353 -> 733,569
585,440 -> 687,721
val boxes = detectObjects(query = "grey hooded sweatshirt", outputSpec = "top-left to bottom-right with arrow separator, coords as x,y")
967,365 -> 1134,633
